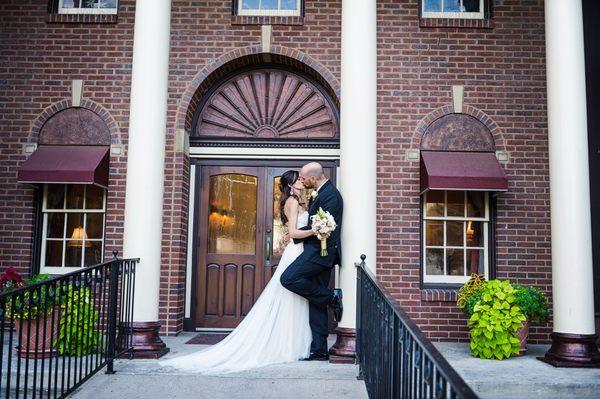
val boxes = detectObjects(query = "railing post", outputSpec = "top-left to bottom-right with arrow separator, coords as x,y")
356,254 -> 366,381
106,250 -> 120,375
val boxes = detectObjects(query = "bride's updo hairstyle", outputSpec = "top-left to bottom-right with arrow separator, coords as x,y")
279,170 -> 300,225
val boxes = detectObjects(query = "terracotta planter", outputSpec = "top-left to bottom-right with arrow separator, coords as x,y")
516,318 -> 531,356
14,310 -> 59,359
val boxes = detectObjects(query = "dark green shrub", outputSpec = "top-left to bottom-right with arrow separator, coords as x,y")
513,285 -> 548,323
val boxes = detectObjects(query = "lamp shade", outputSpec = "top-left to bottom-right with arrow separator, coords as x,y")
68,226 -> 91,247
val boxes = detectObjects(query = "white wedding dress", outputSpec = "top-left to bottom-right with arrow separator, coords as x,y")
160,211 -> 312,374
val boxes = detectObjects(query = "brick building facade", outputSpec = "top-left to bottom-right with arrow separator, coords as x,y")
1,0 -> 598,357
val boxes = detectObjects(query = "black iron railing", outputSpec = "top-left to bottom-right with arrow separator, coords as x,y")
0,252 -> 138,398
356,255 -> 478,399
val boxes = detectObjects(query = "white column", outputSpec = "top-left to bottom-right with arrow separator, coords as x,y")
123,0 -> 172,323
338,0 -> 377,330
545,0 -> 595,335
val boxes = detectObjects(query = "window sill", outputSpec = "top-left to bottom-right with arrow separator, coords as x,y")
421,288 -> 458,302
419,17 -> 493,29
47,13 -> 118,24
231,15 -> 304,26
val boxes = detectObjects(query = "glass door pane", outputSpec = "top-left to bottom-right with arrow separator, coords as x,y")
207,174 -> 258,254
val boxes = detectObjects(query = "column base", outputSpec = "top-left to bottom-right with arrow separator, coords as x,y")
329,327 -> 356,364
538,332 -> 600,368
126,321 -> 170,359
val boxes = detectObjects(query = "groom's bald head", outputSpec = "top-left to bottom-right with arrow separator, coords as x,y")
302,162 -> 324,178
300,162 -> 326,189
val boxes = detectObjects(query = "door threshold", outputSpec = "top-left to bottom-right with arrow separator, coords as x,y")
195,327 -> 234,332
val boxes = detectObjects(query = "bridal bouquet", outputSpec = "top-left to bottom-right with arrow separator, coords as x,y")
311,207 -> 337,256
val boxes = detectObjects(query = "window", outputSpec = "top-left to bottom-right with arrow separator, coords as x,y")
236,0 -> 302,17
422,191 -> 489,285
422,0 -> 485,19
58,0 -> 118,15
40,184 -> 106,273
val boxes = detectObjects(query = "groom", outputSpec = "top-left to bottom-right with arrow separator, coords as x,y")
280,162 -> 343,361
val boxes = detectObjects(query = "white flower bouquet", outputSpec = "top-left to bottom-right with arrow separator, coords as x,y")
311,207 -> 337,256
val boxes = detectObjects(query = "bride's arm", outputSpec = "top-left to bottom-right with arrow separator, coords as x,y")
285,197 -> 314,239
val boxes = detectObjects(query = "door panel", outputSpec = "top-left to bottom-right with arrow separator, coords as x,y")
194,163 -> 336,329
196,166 -> 265,328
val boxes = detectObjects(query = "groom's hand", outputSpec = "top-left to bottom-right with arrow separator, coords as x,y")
283,233 -> 291,245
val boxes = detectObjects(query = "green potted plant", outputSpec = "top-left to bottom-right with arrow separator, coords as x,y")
467,279 -> 526,360
513,285 -> 548,354
3,271 -> 58,359
55,284 -> 103,356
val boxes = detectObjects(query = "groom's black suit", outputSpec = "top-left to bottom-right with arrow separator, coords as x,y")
280,180 -> 343,355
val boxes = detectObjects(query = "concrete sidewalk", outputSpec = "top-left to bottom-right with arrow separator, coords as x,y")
69,333 -> 368,399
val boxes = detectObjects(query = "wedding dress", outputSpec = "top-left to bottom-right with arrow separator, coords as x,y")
160,211 -> 312,374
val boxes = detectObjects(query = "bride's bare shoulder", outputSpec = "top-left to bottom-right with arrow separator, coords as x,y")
284,196 -> 306,214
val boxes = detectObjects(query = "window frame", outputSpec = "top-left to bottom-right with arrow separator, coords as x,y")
234,0 -> 303,17
421,190 -> 491,286
57,0 -> 118,15
421,0 -> 485,20
39,184 -> 107,274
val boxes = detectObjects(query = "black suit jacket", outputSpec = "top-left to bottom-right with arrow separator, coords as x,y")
293,180 -> 343,268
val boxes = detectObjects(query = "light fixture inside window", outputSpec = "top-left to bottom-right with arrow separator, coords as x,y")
68,226 -> 91,247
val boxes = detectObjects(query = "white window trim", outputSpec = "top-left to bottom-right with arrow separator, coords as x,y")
237,0 -> 301,17
40,184 -> 106,274
58,0 -> 118,15
422,191 -> 489,285
422,0 -> 485,19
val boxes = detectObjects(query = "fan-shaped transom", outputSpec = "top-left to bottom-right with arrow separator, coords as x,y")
193,69 -> 339,142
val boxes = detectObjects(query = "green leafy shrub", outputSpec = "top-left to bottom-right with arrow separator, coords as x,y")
468,280 -> 526,360
55,284 -> 103,356
457,273 -> 487,317
513,285 -> 548,323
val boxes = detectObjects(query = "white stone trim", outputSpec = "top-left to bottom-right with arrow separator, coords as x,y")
189,146 -> 340,159
185,165 -> 196,319
72,80 -> 83,107
452,85 -> 464,113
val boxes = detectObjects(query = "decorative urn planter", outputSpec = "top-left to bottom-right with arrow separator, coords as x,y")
14,309 -> 59,359
516,318 -> 531,356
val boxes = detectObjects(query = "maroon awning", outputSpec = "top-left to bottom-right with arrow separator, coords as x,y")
420,151 -> 508,194
18,146 -> 110,188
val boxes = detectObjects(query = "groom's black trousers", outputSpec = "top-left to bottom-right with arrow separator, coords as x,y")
280,258 -> 332,354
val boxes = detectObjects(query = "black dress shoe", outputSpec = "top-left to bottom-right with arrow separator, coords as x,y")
330,288 -> 343,322
301,352 -> 329,361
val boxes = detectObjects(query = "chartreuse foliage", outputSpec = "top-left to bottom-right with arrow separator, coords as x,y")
55,284 -> 103,356
467,280 -> 526,360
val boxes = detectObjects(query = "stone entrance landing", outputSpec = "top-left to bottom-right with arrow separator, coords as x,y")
69,333 -> 367,399
435,342 -> 600,399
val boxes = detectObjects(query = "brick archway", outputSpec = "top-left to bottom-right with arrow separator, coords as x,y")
411,104 -> 506,152
29,99 -> 120,145
175,45 -> 341,135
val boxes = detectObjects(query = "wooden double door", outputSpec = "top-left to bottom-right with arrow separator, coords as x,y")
193,161 -> 335,329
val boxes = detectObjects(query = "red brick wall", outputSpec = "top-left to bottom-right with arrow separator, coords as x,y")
0,1 -> 135,279
376,0 -> 551,343
0,0 -> 551,342
162,0 -> 342,333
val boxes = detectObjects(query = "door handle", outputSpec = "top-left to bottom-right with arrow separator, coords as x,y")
265,235 -> 272,267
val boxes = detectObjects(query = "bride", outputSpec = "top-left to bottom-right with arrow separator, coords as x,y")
160,170 -> 315,374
